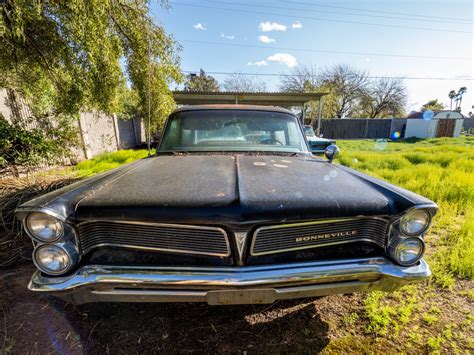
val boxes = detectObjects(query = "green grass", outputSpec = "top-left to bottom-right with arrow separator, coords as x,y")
337,137 -> 473,350
72,149 -> 152,177
337,137 -> 474,283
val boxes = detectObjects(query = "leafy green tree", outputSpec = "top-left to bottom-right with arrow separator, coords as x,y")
421,99 -> 445,111
184,69 -> 220,92
0,0 -> 182,130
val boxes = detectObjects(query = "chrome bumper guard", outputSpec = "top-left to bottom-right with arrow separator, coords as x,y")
29,257 -> 431,305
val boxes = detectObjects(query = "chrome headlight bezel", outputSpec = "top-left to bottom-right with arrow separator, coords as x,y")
33,244 -> 76,275
25,212 -> 64,243
389,237 -> 425,266
399,208 -> 431,236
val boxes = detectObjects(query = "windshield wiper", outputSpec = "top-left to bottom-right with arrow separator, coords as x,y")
156,150 -> 189,156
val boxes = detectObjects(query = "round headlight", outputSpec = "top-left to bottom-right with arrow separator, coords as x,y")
400,209 -> 430,236
34,245 -> 72,275
393,237 -> 424,265
26,212 -> 63,242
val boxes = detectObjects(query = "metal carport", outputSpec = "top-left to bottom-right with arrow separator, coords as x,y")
172,91 -> 328,135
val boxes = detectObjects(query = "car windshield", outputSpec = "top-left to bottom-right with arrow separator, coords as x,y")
304,126 -> 315,137
160,110 -> 308,153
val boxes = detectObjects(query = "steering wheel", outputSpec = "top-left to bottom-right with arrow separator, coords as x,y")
261,138 -> 284,145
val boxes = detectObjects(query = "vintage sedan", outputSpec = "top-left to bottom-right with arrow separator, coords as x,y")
303,125 -> 335,154
16,105 -> 437,305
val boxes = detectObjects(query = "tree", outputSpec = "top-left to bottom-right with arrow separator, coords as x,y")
278,64 -> 343,120
448,90 -> 457,110
359,77 -> 407,118
421,99 -> 445,111
321,64 -> 369,118
1,1 -> 182,130
184,69 -> 220,92
223,73 -> 266,92
455,86 -> 467,110
279,65 -> 322,93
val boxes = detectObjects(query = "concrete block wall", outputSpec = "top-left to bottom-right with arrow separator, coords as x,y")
1,88 -> 143,163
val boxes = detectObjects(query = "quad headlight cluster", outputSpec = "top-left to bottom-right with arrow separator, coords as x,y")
388,208 -> 432,266
25,212 -> 78,275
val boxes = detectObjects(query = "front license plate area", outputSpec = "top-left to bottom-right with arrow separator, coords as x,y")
206,289 -> 277,305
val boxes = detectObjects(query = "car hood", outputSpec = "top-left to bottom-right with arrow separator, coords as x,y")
306,136 -> 331,143
18,154 -> 434,226
74,155 -> 393,224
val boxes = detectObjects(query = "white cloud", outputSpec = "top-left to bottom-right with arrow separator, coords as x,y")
248,60 -> 268,66
258,35 -> 275,43
220,32 -> 235,40
267,53 -> 298,67
259,21 -> 287,32
292,21 -> 302,29
193,23 -> 206,31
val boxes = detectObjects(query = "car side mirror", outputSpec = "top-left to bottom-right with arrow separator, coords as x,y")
324,144 -> 340,163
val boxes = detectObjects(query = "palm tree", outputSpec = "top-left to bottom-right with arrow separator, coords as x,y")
448,90 -> 457,110
455,87 -> 467,110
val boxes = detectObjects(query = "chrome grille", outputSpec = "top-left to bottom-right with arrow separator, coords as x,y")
77,221 -> 230,257
251,218 -> 389,256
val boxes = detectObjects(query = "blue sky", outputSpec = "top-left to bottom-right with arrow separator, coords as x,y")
151,0 -> 473,114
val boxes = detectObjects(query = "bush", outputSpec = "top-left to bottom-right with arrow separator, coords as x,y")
0,113 -> 77,175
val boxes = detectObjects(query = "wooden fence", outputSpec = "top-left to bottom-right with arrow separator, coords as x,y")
318,117 -> 468,140
319,119 -> 405,139
463,117 -> 474,132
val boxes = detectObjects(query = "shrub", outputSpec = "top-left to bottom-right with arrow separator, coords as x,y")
0,113 -> 77,175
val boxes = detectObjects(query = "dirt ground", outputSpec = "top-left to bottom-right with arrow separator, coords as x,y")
0,263 -> 365,354
2,264 -> 472,354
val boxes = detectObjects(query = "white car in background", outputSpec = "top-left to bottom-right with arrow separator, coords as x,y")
303,125 -> 335,154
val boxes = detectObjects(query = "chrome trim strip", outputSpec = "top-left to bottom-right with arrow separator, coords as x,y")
250,217 -> 389,256
251,238 -> 385,257
15,207 -> 67,222
76,220 -> 232,257
28,257 -> 431,304
78,242 -> 230,257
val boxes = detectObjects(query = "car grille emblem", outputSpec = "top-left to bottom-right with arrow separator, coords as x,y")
234,232 -> 248,262
295,230 -> 357,242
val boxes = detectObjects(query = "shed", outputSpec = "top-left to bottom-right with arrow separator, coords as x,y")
405,119 -> 438,139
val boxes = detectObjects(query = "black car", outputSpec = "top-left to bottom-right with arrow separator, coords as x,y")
16,105 -> 437,305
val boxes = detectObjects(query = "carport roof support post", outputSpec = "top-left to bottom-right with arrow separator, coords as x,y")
317,96 -> 323,136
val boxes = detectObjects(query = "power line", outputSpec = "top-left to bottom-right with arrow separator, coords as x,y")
179,39 -> 472,61
286,0 -> 474,23
182,70 -> 473,81
171,2 -> 473,34
203,0 -> 473,25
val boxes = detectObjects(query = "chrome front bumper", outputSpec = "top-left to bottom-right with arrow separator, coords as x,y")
29,257 -> 431,305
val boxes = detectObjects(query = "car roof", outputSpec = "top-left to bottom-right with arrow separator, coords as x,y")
173,104 -> 295,116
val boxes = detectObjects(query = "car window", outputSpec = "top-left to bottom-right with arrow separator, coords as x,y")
304,126 -> 315,137
160,110 -> 308,153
